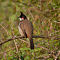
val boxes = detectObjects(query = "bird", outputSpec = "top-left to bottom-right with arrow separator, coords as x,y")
18,12 -> 34,49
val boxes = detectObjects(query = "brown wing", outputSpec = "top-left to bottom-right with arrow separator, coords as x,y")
23,20 -> 33,38
23,19 -> 34,49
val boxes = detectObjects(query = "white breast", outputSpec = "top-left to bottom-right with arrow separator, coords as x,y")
18,23 -> 24,36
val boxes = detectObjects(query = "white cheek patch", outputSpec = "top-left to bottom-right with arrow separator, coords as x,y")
19,18 -> 24,21
19,18 -> 22,21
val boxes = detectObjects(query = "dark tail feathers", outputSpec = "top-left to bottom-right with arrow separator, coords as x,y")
29,38 -> 34,49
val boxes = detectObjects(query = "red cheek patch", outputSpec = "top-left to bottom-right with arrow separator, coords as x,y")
22,17 -> 24,19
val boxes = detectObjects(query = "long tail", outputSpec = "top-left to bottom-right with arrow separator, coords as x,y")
29,37 -> 34,49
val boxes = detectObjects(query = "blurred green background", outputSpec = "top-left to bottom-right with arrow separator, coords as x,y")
0,0 -> 60,60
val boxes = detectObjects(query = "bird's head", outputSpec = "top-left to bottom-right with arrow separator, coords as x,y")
18,12 -> 27,21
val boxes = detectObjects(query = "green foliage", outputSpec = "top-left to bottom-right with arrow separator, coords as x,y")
47,58 -> 53,60
0,0 -> 60,60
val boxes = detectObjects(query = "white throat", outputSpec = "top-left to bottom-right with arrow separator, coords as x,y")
19,18 -> 24,21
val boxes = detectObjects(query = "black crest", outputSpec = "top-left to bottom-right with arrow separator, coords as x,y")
18,12 -> 27,19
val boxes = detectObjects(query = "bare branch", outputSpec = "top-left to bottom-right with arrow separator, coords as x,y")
0,35 -> 60,45
0,36 -> 24,45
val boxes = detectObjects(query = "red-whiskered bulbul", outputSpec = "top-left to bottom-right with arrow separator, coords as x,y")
18,12 -> 34,49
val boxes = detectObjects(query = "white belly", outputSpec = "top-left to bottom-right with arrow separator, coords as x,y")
18,24 -> 24,36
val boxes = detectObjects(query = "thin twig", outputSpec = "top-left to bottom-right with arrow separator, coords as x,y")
0,24 -> 9,36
